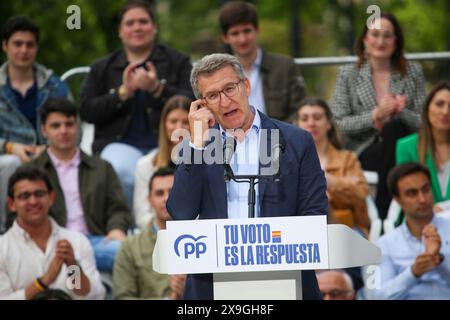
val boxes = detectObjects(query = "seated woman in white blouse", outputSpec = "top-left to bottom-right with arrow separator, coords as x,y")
133,95 -> 191,229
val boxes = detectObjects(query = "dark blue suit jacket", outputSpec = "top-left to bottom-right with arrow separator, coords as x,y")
167,111 -> 328,300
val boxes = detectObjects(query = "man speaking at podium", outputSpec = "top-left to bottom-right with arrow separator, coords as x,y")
167,53 -> 328,300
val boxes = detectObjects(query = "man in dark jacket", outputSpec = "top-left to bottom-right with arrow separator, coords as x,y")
23,98 -> 133,272
219,1 -> 305,121
80,0 -> 193,206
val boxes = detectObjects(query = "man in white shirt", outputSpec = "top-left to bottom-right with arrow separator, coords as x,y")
0,166 -> 105,299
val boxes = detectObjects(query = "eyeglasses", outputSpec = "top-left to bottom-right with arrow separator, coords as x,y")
16,190 -> 49,201
202,80 -> 242,105
320,289 -> 351,299
367,30 -> 395,41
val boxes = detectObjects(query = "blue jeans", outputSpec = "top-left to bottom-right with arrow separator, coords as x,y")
100,143 -> 144,207
88,235 -> 122,272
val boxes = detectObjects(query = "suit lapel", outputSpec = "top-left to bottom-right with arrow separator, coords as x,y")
257,112 -> 295,216
356,62 -> 377,110
258,120 -> 271,215
204,130 -> 228,219
206,164 -> 228,219
260,50 -> 271,116
389,69 -> 405,96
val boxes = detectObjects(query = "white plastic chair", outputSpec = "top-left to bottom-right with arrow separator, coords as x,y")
61,67 -> 94,155
383,199 -> 402,234
363,171 -> 378,185
366,195 -> 382,243
79,122 -> 94,155
363,171 -> 378,198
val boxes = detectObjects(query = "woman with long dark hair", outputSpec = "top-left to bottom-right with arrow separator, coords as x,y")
331,12 -> 426,218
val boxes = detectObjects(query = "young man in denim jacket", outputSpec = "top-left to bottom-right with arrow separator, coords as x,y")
0,16 -> 71,233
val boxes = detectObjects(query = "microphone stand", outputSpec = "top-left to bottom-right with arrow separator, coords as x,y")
224,165 -> 280,219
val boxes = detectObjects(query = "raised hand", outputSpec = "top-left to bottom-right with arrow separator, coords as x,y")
372,95 -> 398,129
56,239 -> 77,266
394,95 -> 407,113
422,224 -> 441,256
121,62 -> 140,99
188,99 -> 216,148
411,253 -> 440,277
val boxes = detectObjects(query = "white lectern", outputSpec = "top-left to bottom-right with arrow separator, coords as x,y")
153,216 -> 380,300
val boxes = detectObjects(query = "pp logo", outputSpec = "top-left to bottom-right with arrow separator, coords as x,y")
174,234 -> 207,259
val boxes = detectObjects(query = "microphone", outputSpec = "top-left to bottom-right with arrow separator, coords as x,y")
223,135 -> 236,181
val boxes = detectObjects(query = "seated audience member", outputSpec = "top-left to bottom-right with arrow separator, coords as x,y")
331,12 -> 425,219
0,16 -> 71,233
114,167 -> 186,299
22,97 -> 133,273
218,1 -> 305,121
397,81 -> 450,213
374,163 -> 450,300
0,167 -> 104,300
0,159 -> 18,234
296,97 -> 370,235
80,0 -> 193,206
133,95 -> 191,229
316,270 -> 356,300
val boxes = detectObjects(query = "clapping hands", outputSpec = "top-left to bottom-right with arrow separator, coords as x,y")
122,61 -> 160,99
372,94 -> 407,129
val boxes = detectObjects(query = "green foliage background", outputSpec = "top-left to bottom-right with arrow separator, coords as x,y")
1,0 -> 448,102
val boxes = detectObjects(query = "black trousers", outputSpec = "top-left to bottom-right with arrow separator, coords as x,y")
359,118 -> 414,220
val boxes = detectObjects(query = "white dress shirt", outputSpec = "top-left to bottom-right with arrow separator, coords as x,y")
246,48 -> 266,114
0,218 -> 105,300
222,108 -> 261,219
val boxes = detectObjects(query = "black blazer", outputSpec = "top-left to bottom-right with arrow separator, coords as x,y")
80,45 -> 193,153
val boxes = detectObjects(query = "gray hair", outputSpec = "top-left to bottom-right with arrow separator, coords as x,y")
190,53 -> 246,99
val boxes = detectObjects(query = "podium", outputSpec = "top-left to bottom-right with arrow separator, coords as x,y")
153,216 -> 380,300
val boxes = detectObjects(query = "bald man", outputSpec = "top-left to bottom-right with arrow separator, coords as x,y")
317,270 -> 356,300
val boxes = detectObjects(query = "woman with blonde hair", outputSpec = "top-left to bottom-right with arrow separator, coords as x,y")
133,95 -> 191,229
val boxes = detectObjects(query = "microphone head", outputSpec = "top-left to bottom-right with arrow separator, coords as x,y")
223,136 -> 236,165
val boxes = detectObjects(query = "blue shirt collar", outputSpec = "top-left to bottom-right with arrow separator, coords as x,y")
400,215 -> 438,241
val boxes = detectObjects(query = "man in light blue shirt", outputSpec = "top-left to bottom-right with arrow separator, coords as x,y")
374,163 -> 450,300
